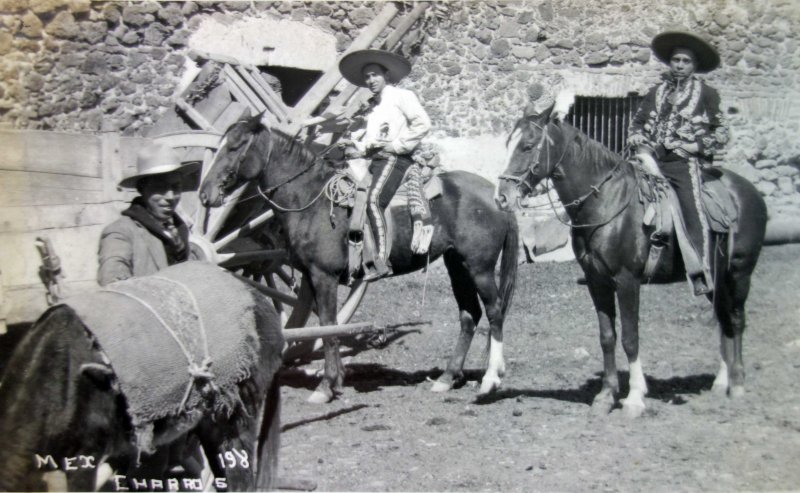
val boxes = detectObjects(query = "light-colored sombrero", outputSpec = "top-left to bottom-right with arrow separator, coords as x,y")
118,142 -> 201,189
339,49 -> 412,87
651,31 -> 720,73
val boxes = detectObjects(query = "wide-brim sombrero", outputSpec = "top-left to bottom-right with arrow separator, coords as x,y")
339,49 -> 411,87
118,143 -> 202,190
651,31 -> 720,73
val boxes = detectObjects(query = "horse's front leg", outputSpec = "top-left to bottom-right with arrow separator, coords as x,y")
586,277 -> 618,415
616,272 -> 648,418
307,271 -> 344,404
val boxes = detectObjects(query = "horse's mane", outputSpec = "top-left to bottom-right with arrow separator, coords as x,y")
556,121 -> 630,174
262,126 -> 336,171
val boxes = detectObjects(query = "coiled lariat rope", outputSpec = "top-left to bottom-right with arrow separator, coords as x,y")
258,171 -> 357,222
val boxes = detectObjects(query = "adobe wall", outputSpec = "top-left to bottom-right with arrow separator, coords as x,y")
1,0 -> 799,218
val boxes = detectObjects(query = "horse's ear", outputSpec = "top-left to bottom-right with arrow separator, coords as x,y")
249,111 -> 266,131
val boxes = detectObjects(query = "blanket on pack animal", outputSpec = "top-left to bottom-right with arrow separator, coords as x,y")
61,261 -> 261,453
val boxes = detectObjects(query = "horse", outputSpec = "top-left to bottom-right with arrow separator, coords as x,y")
0,262 -> 283,491
199,114 -> 518,404
495,102 -> 767,418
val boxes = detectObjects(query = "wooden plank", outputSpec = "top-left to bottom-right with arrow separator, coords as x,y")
288,3 -> 399,122
246,67 -> 290,119
222,65 -> 267,113
0,170 -> 105,207
283,322 -> 375,342
212,101 -> 249,133
152,130 -> 222,150
0,130 -> 102,177
0,203 -> 121,233
176,98 -> 216,132
234,65 -> 289,122
190,79 -> 234,125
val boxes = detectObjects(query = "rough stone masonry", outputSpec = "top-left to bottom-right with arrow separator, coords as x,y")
0,0 -> 798,220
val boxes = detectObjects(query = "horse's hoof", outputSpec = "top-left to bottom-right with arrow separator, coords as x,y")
729,385 -> 745,399
307,389 -> 334,404
478,377 -> 501,395
590,391 -> 615,416
711,381 -> 728,396
430,379 -> 452,393
621,398 -> 646,419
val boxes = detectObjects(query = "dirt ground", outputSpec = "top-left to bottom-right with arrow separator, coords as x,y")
278,243 -> 800,492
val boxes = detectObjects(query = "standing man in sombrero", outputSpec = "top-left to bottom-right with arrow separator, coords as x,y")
98,142 -> 199,286
628,31 -> 729,296
337,49 -> 432,281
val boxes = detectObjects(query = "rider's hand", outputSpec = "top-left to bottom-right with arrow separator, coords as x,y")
337,139 -> 353,149
369,141 -> 392,153
679,142 -> 699,154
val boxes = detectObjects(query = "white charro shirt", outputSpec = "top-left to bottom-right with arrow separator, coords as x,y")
351,84 -> 431,156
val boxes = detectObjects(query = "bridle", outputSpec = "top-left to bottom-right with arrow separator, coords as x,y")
499,116 -> 634,229
498,117 -> 569,200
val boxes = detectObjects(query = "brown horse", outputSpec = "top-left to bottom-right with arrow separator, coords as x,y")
199,114 -> 518,404
495,102 -> 766,418
0,263 -> 283,491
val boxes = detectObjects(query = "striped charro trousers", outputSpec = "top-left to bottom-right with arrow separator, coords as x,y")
367,152 -> 412,262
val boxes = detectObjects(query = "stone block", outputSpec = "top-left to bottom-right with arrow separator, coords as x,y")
775,165 -> 799,177
755,180 -> 777,196
29,0 -> 61,14
755,158 -> 777,169
760,168 -> 778,182
512,45 -> 537,60
584,52 -> 609,66
79,21 -> 107,45
143,24 -> 170,46
0,0 -> 27,14
497,21 -> 522,38
490,38 -> 510,57
349,6 -> 373,27
45,11 -> 79,39
778,176 -> 794,195
122,5 -> 156,27
20,12 -> 44,39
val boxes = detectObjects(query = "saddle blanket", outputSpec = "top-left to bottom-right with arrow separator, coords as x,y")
61,262 -> 263,451
640,167 -> 739,234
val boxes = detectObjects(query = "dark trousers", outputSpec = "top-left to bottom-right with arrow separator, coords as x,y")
659,158 -> 707,274
367,153 -> 412,262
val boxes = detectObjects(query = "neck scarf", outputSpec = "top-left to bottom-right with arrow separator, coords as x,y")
123,198 -> 189,265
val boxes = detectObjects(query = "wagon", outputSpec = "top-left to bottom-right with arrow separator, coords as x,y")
0,3 -> 434,356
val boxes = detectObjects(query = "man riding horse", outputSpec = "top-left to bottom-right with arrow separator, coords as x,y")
336,49 -> 432,281
628,31 -> 729,296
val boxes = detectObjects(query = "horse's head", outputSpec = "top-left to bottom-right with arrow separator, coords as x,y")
200,113 -> 268,208
495,100 -> 557,211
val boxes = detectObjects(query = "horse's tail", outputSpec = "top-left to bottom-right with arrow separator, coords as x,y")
499,211 -> 519,319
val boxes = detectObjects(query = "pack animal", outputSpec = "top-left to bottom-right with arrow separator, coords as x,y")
495,102 -> 766,418
199,114 -> 518,404
0,262 -> 283,491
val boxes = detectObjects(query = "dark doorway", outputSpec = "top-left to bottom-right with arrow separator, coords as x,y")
565,95 -> 643,155
261,66 -> 323,107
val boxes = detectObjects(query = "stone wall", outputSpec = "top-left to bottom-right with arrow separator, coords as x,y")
1,0 -> 799,216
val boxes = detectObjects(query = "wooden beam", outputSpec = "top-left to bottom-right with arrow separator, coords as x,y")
222,65 -> 268,114
288,3 -> 400,122
237,66 -> 290,121
232,273 -> 299,307
282,322 -> 376,342
176,98 -> 216,132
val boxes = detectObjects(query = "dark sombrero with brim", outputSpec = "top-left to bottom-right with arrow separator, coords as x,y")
651,31 -> 720,73
339,49 -> 412,87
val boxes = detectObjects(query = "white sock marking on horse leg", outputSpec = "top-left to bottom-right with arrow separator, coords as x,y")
622,358 -> 647,418
712,359 -> 729,395
480,338 -> 504,395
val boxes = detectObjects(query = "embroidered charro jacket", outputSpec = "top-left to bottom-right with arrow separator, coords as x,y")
630,73 -> 729,164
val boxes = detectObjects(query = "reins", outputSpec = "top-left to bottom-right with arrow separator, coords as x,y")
503,119 -> 634,229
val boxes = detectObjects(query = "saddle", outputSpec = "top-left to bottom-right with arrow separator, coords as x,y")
634,158 -> 739,280
343,159 -> 443,283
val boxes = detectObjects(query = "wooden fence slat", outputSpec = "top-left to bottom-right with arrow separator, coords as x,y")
222,65 -> 267,113
234,65 -> 289,121
0,131 -> 102,177
176,98 -> 216,132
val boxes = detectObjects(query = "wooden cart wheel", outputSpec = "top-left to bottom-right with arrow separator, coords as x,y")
152,132 -> 368,360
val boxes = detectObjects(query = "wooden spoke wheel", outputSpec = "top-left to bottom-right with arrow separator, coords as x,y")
153,132 -> 368,361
